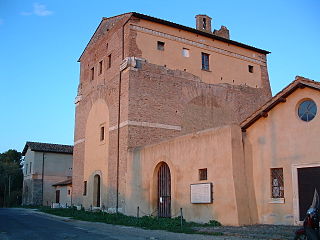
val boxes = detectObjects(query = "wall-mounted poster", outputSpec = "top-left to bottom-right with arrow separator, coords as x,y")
190,183 -> 213,204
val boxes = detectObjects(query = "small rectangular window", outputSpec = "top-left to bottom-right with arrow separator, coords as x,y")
83,181 -> 87,196
271,168 -> 284,198
100,126 -> 105,141
90,67 -> 94,80
30,162 -> 32,174
157,41 -> 165,51
108,54 -> 111,69
99,60 -> 103,75
68,189 -> 71,195
25,164 -> 28,175
182,48 -> 189,57
199,168 -> 207,180
248,65 -> 254,73
201,53 -> 210,71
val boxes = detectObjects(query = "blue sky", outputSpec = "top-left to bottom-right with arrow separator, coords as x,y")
0,0 -> 319,153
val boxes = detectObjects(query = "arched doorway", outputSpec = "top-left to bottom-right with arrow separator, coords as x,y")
158,163 -> 171,217
93,174 -> 101,207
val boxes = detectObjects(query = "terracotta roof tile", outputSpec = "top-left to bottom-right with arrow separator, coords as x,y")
22,141 -> 73,156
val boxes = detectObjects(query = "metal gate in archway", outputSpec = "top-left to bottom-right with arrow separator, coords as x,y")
158,163 -> 171,217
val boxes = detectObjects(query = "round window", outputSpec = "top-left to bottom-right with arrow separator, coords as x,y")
298,100 -> 317,122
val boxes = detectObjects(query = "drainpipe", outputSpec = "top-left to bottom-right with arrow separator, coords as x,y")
41,152 -> 45,206
116,16 -> 131,213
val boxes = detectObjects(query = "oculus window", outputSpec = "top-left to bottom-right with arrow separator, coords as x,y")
298,99 -> 317,122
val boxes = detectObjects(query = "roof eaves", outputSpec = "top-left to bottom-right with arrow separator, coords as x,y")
78,18 -> 105,62
52,179 -> 72,186
78,12 -> 133,62
241,78 -> 320,131
131,12 -> 270,54
22,141 -> 73,156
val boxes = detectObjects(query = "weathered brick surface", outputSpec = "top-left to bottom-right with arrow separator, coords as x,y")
126,62 -> 270,148
73,15 -> 131,206
213,26 -> 230,39
73,13 -> 272,211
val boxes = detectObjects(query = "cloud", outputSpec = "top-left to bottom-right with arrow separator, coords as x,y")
33,3 -> 53,16
20,3 -> 53,17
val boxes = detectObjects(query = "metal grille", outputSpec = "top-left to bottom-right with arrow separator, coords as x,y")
271,168 -> 284,198
158,163 -> 171,218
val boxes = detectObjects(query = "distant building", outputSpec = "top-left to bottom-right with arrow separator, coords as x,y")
22,142 -> 73,206
72,12 -> 319,225
52,178 -> 72,207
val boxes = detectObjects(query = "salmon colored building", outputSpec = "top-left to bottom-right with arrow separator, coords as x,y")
72,12 -> 319,225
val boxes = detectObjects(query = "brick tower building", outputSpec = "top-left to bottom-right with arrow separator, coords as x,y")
73,12 -> 272,221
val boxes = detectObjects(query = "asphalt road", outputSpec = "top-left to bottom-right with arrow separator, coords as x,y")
0,208 -> 113,240
0,208 -> 227,240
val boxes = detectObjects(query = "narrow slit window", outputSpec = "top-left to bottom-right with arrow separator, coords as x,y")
99,60 -> 103,75
271,168 -> 284,198
100,126 -> 105,141
157,41 -> 165,51
83,181 -> 87,196
248,65 -> 254,73
90,67 -> 94,80
68,189 -> 71,195
199,168 -> 207,180
201,53 -> 210,71
29,162 -> 32,174
108,54 -> 112,69
25,164 -> 28,175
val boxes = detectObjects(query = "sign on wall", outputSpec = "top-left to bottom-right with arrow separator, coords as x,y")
190,183 -> 213,204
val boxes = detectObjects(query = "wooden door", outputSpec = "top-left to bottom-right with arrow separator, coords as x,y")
93,175 -> 101,207
158,163 -> 171,217
298,167 -> 320,220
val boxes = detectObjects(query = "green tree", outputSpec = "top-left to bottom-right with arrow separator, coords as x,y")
0,149 -> 23,207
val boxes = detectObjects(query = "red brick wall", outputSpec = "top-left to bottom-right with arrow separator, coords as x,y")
73,14 -> 272,210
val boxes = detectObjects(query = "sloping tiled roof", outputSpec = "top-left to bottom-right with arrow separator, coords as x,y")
241,76 -> 320,131
52,178 -> 72,187
22,141 -> 73,156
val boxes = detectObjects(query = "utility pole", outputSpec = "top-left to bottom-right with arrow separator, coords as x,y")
8,175 -> 11,203
41,153 -> 45,206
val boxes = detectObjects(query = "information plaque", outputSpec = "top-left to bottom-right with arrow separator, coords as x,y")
190,183 -> 213,204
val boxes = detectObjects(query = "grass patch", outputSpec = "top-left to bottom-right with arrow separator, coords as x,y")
36,207 -> 222,235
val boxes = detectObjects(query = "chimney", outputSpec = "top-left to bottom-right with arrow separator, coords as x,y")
195,15 -> 212,33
